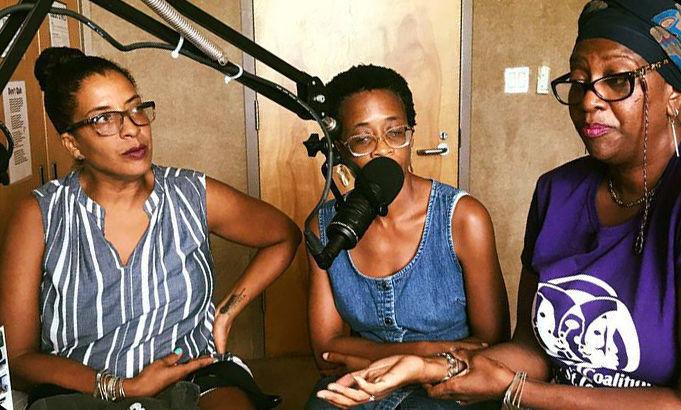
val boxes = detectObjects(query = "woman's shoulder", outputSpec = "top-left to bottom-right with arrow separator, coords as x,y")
430,179 -> 467,201
428,179 -> 489,224
536,156 -> 603,190
33,169 -> 78,199
153,164 -> 206,184
152,165 -> 208,197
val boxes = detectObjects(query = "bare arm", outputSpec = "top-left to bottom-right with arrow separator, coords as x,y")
0,197 -> 211,397
206,177 -> 301,352
452,195 -> 510,345
0,196 -> 98,393
476,266 -> 552,380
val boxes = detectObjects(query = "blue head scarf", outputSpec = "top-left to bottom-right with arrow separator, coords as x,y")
577,0 -> 681,90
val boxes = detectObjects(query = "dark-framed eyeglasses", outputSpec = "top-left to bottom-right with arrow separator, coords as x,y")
342,125 -> 414,157
64,101 -> 156,136
551,59 -> 670,106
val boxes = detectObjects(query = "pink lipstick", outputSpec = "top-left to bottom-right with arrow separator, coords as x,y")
581,123 -> 612,139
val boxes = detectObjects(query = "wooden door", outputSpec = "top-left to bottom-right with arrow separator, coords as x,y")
253,0 -> 462,356
0,0 -> 48,241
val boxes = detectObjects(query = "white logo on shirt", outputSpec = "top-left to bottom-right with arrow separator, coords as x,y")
532,274 -> 641,373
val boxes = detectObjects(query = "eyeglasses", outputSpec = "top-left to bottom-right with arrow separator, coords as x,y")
551,59 -> 670,106
65,101 -> 156,136
342,125 -> 413,157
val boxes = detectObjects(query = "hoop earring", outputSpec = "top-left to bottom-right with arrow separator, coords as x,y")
672,109 -> 680,158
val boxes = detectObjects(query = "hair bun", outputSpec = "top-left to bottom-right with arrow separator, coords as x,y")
34,47 -> 86,91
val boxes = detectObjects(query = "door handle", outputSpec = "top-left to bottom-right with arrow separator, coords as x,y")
416,142 -> 449,156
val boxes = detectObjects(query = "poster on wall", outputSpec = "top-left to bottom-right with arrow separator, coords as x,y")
2,81 -> 32,184
49,2 -> 70,48
0,326 -> 13,410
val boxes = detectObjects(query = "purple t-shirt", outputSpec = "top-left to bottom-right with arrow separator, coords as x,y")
522,156 -> 681,388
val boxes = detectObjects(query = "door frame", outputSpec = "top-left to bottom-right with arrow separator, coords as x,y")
240,0 -> 473,356
241,0 -> 473,196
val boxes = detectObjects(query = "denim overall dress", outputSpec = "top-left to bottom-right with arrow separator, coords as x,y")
307,181 -> 472,410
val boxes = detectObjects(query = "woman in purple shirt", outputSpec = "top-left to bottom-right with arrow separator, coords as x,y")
315,1 -> 681,408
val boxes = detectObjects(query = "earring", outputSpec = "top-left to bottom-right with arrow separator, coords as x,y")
670,109 -> 680,158
75,154 -> 85,161
336,164 -> 351,187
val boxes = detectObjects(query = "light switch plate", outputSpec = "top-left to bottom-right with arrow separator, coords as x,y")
537,65 -> 551,94
504,67 -> 530,94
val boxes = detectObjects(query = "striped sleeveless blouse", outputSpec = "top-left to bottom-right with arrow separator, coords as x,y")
33,165 -> 217,378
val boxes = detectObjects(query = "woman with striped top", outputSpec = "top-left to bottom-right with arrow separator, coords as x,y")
0,47 -> 300,409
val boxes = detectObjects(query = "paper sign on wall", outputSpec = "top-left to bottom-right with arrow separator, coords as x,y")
49,2 -> 70,48
2,81 -> 32,184
0,326 -> 13,410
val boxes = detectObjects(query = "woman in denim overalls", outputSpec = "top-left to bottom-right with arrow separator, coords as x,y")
306,65 -> 510,409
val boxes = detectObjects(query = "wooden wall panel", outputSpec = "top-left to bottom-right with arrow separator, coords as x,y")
0,0 -> 48,242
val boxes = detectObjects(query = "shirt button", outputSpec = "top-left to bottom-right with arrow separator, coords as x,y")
384,317 -> 393,326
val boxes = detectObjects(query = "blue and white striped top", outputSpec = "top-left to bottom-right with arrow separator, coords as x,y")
33,165 -> 217,378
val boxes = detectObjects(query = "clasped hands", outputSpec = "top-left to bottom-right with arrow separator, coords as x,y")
316,344 -> 515,408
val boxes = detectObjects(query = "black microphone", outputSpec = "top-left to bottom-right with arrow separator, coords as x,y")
314,157 -> 404,269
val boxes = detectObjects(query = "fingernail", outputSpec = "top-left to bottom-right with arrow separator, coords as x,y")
482,342 -> 489,347
316,391 -> 327,399
322,352 -> 329,360
174,347 -> 183,356
327,383 -> 340,392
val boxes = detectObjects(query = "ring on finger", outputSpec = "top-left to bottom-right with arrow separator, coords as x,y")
368,394 -> 376,402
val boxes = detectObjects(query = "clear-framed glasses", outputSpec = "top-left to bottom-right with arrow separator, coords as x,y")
64,101 -> 156,136
551,59 -> 670,106
343,125 -> 413,157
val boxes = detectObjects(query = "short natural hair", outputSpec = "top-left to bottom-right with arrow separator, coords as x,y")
325,64 -> 416,137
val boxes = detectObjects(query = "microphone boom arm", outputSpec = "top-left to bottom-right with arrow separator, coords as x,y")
0,0 -> 336,257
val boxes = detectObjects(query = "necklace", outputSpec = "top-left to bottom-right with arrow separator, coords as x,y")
607,177 -> 659,208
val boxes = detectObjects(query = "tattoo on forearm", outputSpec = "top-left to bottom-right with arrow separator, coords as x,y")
220,289 -> 246,315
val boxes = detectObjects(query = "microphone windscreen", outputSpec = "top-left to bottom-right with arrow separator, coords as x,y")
356,157 -> 405,205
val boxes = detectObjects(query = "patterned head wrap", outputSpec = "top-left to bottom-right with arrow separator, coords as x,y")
577,0 -> 681,90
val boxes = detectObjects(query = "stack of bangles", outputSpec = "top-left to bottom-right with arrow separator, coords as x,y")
93,370 -> 126,401
502,370 -> 527,410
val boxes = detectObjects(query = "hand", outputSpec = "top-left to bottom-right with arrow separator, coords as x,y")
321,351 -> 372,373
124,348 -> 214,397
425,349 -> 514,404
212,311 -> 234,354
448,340 -> 489,351
317,355 -> 429,408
